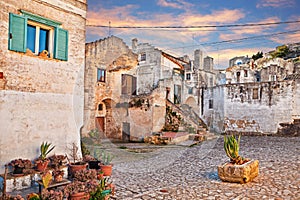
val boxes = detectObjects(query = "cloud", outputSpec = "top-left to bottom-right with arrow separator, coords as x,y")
256,0 -> 296,8
157,0 -> 193,10
218,16 -> 281,41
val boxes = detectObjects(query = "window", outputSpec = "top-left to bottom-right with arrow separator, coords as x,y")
98,104 -> 103,111
97,69 -> 106,82
188,87 -> 193,94
244,70 -> 248,77
186,73 -> 191,80
209,99 -> 213,109
253,88 -> 258,99
8,10 -> 68,61
122,74 -> 137,95
174,85 -> 181,104
140,53 -> 146,61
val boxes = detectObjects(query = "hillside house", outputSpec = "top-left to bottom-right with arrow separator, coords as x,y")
0,0 -> 87,173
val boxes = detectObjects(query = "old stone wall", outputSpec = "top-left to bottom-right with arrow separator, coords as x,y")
0,0 -> 86,173
210,80 -> 297,134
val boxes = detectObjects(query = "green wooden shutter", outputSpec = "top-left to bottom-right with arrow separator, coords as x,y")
54,27 -> 68,61
8,13 -> 27,52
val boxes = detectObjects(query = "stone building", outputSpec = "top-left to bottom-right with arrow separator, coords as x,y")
84,36 -> 168,141
207,56 -> 300,134
0,0 -> 87,173
84,37 -> 213,141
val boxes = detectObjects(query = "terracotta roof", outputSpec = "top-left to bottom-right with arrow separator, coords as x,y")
161,52 -> 188,70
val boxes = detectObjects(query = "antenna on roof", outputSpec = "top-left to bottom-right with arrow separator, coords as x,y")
108,21 -> 111,36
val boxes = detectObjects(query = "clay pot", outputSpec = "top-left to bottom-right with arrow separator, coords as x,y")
69,192 -> 89,200
36,160 -> 50,172
99,164 -> 112,176
69,162 -> 87,176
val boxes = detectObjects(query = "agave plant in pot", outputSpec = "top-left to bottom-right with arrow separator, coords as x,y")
35,142 -> 55,172
99,151 -> 113,176
217,134 -> 259,183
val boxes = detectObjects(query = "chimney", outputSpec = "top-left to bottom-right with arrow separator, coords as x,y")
132,38 -> 138,52
194,49 -> 203,70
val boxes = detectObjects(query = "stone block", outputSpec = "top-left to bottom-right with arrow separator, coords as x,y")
217,159 -> 259,183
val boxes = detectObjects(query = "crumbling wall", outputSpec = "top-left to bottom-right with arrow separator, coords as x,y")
222,81 -> 295,134
210,80 -> 297,134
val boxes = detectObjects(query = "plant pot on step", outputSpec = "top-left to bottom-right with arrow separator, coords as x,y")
88,160 -> 101,170
69,162 -> 87,176
218,159 -> 259,183
36,159 -> 50,172
99,164 -> 112,176
69,192 -> 90,200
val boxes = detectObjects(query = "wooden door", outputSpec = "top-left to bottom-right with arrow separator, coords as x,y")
95,117 -> 105,137
122,122 -> 130,142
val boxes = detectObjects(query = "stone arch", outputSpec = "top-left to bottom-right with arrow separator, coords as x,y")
184,96 -> 198,113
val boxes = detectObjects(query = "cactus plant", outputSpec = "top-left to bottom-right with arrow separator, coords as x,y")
224,135 -> 249,165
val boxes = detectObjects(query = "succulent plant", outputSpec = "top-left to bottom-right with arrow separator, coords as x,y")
40,142 -> 55,160
224,135 -> 248,165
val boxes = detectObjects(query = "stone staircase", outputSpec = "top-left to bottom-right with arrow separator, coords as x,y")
166,100 -> 208,134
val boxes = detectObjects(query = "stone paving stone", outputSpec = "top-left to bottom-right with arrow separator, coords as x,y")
110,136 -> 300,199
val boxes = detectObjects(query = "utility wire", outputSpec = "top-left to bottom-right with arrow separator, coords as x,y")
86,20 -> 300,29
164,29 -> 300,50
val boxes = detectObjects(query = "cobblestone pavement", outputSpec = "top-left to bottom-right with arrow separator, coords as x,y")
103,136 -> 300,200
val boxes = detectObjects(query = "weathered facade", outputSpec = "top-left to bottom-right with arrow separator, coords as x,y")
84,37 -> 214,141
208,56 -> 300,134
84,36 -> 168,141
0,0 -> 87,173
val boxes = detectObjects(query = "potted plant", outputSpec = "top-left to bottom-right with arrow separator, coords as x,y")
26,193 -> 40,200
67,143 -> 88,176
52,169 -> 64,182
63,181 -> 91,200
49,154 -> 67,169
83,154 -> 101,170
99,151 -> 113,176
73,169 -> 97,182
8,158 -> 34,175
41,189 -> 63,200
89,178 -> 112,200
217,134 -> 259,183
35,142 -> 55,172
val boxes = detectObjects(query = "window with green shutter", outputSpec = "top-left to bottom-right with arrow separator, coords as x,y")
8,10 -> 68,61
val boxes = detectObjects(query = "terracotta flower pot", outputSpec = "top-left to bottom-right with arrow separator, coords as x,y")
69,192 -> 89,200
99,164 -> 112,176
36,160 -> 50,172
69,162 -> 87,176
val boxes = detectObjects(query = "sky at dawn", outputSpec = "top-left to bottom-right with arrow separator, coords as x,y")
86,0 -> 300,69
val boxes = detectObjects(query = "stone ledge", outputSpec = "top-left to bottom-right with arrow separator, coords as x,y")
0,166 -> 68,192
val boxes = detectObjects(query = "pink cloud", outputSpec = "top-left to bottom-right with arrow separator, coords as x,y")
256,0 -> 296,8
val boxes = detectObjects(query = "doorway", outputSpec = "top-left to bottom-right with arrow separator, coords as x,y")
122,122 -> 130,142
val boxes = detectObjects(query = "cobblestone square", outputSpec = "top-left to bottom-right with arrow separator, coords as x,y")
107,136 -> 300,200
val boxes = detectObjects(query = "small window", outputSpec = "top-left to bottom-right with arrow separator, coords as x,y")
8,10 -> 68,61
98,104 -> 103,111
97,69 -> 106,82
188,87 -> 193,94
186,73 -> 191,80
253,88 -> 258,99
244,70 -> 248,77
122,74 -> 137,95
209,99 -> 213,109
140,53 -> 146,61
